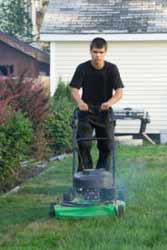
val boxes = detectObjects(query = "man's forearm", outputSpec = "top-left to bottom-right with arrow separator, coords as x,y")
71,88 -> 89,111
71,88 -> 83,105
107,88 -> 123,106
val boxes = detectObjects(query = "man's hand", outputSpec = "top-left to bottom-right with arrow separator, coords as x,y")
101,101 -> 111,110
101,88 -> 123,110
78,100 -> 89,111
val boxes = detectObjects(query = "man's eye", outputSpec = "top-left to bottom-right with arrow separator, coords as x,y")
94,51 -> 104,54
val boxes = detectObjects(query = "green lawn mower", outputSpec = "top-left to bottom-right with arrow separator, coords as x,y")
49,109 -> 126,219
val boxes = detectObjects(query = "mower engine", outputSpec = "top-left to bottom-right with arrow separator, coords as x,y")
72,169 -> 115,201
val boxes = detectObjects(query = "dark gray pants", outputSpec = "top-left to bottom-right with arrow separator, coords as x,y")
77,108 -> 115,171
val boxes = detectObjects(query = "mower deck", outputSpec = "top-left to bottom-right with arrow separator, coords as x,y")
50,200 -> 125,219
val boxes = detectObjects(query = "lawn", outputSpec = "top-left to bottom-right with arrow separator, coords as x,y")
0,145 -> 167,250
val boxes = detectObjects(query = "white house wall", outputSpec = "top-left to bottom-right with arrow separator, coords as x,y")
50,41 -> 167,134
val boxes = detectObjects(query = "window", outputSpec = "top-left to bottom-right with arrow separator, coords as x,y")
0,65 -> 13,76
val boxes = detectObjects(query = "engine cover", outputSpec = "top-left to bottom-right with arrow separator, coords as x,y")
73,168 -> 113,189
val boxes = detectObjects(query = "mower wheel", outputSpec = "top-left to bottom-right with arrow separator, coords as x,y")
116,204 -> 125,217
49,203 -> 56,217
63,188 -> 75,202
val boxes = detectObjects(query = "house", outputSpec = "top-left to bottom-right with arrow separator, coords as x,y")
28,0 -> 49,38
40,0 -> 167,135
0,31 -> 49,77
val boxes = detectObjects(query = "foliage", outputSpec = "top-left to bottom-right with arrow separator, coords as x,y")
0,76 -> 50,188
45,81 -> 76,153
0,76 -> 49,128
0,0 -> 32,41
32,127 -> 52,161
0,111 -> 33,190
53,80 -> 72,103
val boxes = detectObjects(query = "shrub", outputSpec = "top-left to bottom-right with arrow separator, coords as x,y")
0,76 -> 50,161
0,76 -> 49,128
45,82 -> 76,153
32,127 -> 52,161
0,111 -> 33,190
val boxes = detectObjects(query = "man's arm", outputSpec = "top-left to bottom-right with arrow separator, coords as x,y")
71,87 -> 89,111
101,88 -> 123,110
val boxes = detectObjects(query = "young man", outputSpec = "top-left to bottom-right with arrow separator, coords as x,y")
70,37 -> 124,171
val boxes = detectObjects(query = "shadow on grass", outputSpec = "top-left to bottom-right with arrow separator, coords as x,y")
21,185 -> 71,196
29,171 -> 72,182
0,205 -> 48,233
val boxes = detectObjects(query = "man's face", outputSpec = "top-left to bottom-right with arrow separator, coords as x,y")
90,47 -> 107,65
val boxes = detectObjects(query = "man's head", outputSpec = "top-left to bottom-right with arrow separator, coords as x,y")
90,37 -> 108,51
90,37 -> 107,67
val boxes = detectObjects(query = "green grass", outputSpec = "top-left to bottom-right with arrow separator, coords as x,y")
0,145 -> 167,250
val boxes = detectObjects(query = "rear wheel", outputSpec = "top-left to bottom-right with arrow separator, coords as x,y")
63,188 -> 75,202
49,203 -> 56,217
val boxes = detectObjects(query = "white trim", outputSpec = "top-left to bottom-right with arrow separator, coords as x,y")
40,33 -> 167,42
50,42 -> 57,96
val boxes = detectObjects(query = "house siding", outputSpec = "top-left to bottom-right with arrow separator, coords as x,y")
51,41 -> 167,134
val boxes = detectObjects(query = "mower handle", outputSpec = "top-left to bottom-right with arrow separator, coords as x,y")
71,106 -> 113,128
76,105 -> 112,113
77,137 -> 114,142
74,104 -> 112,114
71,107 -> 116,185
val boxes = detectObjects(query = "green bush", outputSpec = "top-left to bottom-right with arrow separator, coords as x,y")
53,80 -> 72,103
0,111 -> 33,189
0,76 -> 50,162
45,82 -> 76,153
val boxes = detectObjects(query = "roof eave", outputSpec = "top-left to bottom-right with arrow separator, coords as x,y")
40,33 -> 167,42
0,32 -> 49,64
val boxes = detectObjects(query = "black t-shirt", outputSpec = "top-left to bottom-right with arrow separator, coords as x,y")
69,60 -> 124,105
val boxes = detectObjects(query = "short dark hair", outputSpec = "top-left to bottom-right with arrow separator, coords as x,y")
90,37 -> 108,50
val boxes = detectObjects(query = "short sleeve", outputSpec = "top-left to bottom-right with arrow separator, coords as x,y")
69,64 -> 84,89
112,65 -> 124,90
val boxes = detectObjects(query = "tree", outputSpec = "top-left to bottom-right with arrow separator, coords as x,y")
0,0 -> 32,41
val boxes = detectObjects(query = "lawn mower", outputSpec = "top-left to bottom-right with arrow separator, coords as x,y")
49,108 -> 126,219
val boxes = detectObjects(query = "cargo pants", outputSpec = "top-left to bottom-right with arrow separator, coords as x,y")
77,106 -> 115,171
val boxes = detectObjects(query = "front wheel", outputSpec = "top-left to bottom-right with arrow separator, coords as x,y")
116,204 -> 125,217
